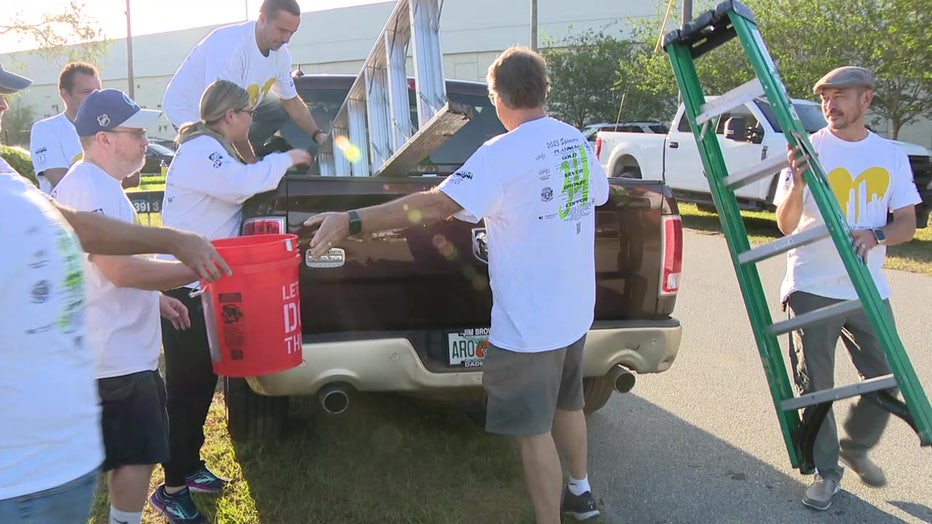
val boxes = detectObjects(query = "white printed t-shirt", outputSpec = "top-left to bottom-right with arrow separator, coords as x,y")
30,113 -> 83,194
162,21 -> 298,127
0,172 -> 103,499
159,134 -> 293,286
438,116 -> 610,353
52,162 -> 162,379
774,129 -> 921,302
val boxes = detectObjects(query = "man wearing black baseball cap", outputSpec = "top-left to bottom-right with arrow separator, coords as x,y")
775,65 -> 921,511
52,88 -> 223,524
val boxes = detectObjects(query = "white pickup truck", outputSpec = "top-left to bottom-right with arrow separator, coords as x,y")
595,97 -> 932,226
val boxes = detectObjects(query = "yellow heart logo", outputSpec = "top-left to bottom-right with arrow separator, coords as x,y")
826,167 -> 890,222
245,78 -> 278,107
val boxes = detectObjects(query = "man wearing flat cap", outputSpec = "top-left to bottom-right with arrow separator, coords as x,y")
774,66 -> 921,511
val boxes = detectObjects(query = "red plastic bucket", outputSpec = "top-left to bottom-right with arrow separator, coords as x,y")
200,234 -> 303,377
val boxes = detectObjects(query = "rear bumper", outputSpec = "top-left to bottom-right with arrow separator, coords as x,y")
246,319 -> 682,397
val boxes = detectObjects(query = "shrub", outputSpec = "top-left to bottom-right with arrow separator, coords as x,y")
0,144 -> 38,188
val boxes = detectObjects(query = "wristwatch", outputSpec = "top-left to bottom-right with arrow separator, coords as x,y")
872,228 -> 886,246
347,210 -> 362,235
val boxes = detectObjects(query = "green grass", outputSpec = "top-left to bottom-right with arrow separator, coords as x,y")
88,393 -> 544,524
677,203 -> 932,276
127,174 -> 166,193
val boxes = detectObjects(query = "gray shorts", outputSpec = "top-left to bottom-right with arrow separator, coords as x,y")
482,335 -> 586,437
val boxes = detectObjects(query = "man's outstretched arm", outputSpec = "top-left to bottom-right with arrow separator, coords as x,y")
52,201 -> 232,282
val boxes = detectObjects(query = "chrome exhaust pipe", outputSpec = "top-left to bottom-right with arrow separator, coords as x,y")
606,364 -> 636,393
318,383 -> 351,415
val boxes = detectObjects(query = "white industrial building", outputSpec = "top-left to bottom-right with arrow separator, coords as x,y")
4,0 -> 930,146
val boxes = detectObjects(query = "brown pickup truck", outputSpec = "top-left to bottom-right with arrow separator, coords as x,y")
228,74 -> 684,442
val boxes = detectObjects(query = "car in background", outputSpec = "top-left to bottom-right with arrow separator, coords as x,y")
583,121 -> 669,142
142,141 -> 175,174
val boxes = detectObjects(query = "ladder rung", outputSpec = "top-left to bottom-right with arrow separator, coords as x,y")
724,155 -> 790,190
696,78 -> 764,125
738,224 -> 830,265
781,375 -> 898,411
374,101 -> 471,177
768,299 -> 862,337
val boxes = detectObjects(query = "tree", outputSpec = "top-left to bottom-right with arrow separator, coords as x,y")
541,29 -> 639,129
623,0 -> 931,139
1,1 -> 109,62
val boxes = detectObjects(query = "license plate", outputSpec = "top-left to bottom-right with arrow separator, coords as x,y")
447,328 -> 490,368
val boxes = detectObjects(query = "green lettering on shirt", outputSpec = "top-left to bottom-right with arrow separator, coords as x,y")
559,145 -> 591,220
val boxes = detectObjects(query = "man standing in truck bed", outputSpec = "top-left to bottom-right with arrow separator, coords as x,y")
305,45 -> 609,523
161,0 -> 327,162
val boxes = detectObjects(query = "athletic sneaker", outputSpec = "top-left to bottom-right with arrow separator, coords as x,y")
185,463 -> 231,494
149,485 -> 207,524
802,475 -> 841,511
561,486 -> 601,521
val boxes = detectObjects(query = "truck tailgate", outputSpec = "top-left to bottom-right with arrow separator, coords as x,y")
244,175 -> 679,336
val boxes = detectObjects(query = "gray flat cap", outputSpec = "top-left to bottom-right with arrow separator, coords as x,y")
0,65 -> 32,94
813,66 -> 874,94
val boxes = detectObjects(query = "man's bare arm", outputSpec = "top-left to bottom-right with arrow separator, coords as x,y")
281,96 -> 327,143
42,168 -> 68,189
52,200 -> 232,281
304,189 -> 463,258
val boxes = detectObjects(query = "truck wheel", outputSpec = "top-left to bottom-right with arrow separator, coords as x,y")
583,376 -> 614,414
224,376 -> 289,443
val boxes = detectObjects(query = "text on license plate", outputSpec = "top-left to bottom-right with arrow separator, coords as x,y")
448,328 -> 490,368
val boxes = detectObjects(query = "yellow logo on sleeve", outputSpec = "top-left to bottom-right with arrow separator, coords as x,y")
827,167 -> 890,222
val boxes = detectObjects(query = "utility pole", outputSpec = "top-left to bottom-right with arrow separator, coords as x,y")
530,0 -> 538,51
125,0 -> 135,99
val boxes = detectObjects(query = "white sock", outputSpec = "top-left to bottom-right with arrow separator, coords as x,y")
568,475 -> 591,496
109,506 -> 142,524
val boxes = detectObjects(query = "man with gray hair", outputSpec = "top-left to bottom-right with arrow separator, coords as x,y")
304,45 -> 608,523
776,66 -> 921,511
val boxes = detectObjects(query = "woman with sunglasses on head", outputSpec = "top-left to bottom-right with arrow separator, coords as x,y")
151,79 -> 310,524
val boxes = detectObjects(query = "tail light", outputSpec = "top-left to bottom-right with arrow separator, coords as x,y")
660,215 -> 683,296
242,217 -> 285,235
595,136 -> 603,159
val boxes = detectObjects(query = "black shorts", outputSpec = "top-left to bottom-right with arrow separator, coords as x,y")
98,370 -> 170,471
482,335 -> 586,437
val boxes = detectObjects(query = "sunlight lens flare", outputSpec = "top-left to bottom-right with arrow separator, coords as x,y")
333,135 -> 362,163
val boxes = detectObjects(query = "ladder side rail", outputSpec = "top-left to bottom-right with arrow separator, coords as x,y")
386,22 -> 414,152
731,14 -> 932,446
410,0 -> 447,127
666,40 -> 804,468
365,65 -> 393,173
348,97 -> 371,176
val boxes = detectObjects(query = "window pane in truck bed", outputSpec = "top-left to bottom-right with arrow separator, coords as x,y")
278,87 -> 506,176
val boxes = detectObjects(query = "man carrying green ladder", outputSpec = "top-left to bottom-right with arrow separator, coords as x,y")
776,66 -> 921,511
660,0 -> 931,513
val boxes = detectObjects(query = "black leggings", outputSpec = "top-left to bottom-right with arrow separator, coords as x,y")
161,287 -> 218,487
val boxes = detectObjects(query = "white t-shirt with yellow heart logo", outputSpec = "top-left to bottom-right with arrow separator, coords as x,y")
774,128 -> 921,301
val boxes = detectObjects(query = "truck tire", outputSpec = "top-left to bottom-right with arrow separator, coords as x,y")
582,376 -> 614,414
224,376 -> 289,443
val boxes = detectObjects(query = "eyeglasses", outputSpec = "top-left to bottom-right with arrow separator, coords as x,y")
236,108 -> 256,117
107,128 -> 147,140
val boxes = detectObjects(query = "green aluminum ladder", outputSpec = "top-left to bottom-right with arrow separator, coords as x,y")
661,0 -> 931,473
